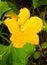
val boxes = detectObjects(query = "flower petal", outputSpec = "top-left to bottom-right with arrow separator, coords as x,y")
21,16 -> 43,33
10,32 -> 26,48
23,31 -> 39,45
10,31 -> 39,48
5,14 -> 18,21
18,8 -> 30,25
4,18 -> 19,33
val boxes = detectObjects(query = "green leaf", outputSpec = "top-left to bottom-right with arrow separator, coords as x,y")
0,1 -> 11,18
8,43 -> 36,65
5,1 -> 18,15
33,0 -> 47,8
0,20 -> 3,25
0,44 -> 7,55
0,1 -> 18,19
43,22 -> 47,32
0,44 -> 12,65
41,42 -> 47,49
33,51 -> 41,59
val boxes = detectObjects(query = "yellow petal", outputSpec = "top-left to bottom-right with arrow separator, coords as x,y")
4,18 -> 19,33
18,8 -> 30,25
21,16 -> 43,33
10,30 -> 39,48
23,31 -> 39,45
10,32 -> 26,48
5,14 -> 18,21
30,34 -> 39,45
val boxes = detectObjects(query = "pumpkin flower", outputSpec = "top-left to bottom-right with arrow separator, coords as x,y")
4,8 -> 43,48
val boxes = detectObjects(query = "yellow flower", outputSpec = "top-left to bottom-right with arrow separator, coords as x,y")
18,8 -> 30,25
4,8 -> 43,48
21,16 -> 43,33
4,18 -> 19,33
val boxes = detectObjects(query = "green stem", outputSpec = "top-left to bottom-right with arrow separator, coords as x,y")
0,34 -> 11,44
0,24 -> 4,32
1,32 -> 9,38
2,43 -> 12,56
39,44 -> 42,52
